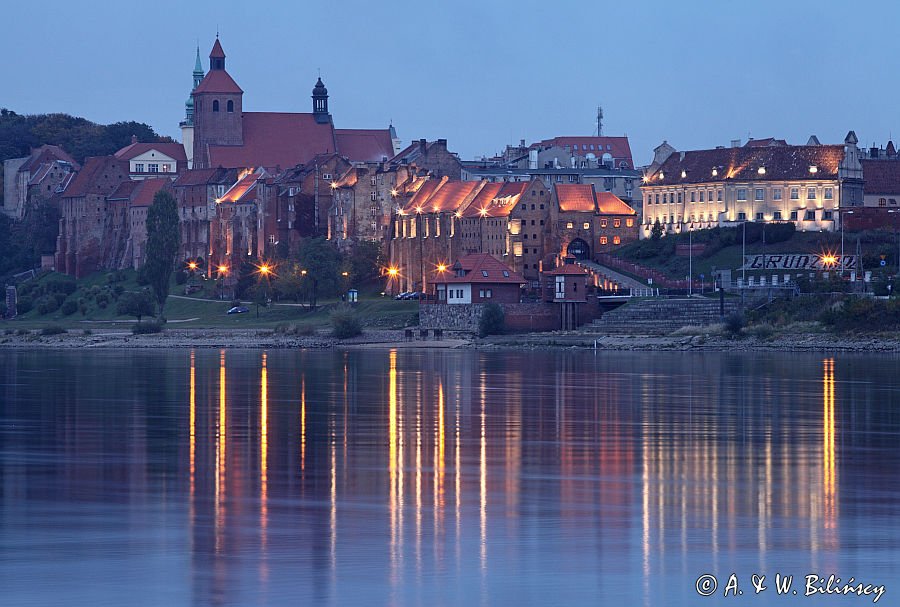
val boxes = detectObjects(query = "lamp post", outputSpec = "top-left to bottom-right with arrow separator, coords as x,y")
216,264 -> 228,300
688,224 -> 693,296
386,266 -> 399,296
256,263 -> 272,317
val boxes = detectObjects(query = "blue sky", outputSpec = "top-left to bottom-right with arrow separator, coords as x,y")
2,0 -> 898,164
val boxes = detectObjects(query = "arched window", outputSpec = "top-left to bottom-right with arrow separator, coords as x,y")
213,100 -> 220,112
227,100 -> 234,113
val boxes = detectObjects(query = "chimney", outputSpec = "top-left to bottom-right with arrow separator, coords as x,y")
131,134 -> 138,144
520,139 -> 526,147
436,138 -> 447,148
730,139 -> 741,148
419,138 -> 427,151
679,151 -> 685,161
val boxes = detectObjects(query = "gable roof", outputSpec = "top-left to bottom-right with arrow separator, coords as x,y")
20,145 -> 78,173
108,180 -> 139,201
646,144 -> 845,185
193,69 -> 243,94
435,254 -> 525,285
460,181 -> 529,218
207,112 -> 335,170
218,169 -> 263,204
131,178 -> 172,207
335,129 -> 395,163
115,142 -> 187,164
556,184 -> 596,212
596,192 -> 636,215
861,160 -> 900,195
61,156 -> 128,198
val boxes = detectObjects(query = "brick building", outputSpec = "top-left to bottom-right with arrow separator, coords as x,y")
171,167 -> 239,263
432,254 -> 524,304
3,145 -> 78,219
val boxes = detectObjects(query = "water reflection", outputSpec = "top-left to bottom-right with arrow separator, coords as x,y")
1,350 -> 899,606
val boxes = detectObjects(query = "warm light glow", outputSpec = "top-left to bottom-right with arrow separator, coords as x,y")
680,170 -> 687,178
758,166 -> 766,175
387,266 -> 399,277
415,206 -> 423,214
260,352 -> 268,542
712,168 -> 718,177
390,188 -> 398,196
821,254 -> 838,267
330,181 -> 338,189
188,261 -> 198,271
823,358 -> 837,535
217,265 -> 228,275
454,211 -> 462,218
478,207 -> 488,217
341,271 -> 349,277
658,171 -> 664,180
256,262 -> 275,277
437,263 -> 447,273
809,165 -> 818,173
300,269 -> 308,276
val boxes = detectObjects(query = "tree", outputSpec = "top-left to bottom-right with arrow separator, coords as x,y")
478,303 -> 505,337
117,290 -> 155,323
296,237 -> 342,299
142,190 -> 180,318
348,240 -> 385,285
651,218 -> 664,241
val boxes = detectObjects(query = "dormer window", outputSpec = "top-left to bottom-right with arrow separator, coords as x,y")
482,270 -> 488,277
809,165 -> 818,174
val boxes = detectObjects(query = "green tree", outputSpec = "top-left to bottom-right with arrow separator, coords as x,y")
347,240 -> 385,285
651,218 -> 664,241
478,303 -> 505,337
117,290 -> 155,323
296,237 -> 342,298
142,190 -> 180,318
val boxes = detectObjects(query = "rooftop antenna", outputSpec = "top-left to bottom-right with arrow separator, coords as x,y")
596,106 -> 603,136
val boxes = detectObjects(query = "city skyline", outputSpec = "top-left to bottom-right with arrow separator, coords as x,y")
4,0 -> 900,163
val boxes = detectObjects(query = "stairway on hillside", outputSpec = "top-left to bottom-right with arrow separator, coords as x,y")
585,298 -> 741,335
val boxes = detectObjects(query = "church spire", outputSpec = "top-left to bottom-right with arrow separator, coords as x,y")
210,38 -> 226,71
312,77 -> 330,124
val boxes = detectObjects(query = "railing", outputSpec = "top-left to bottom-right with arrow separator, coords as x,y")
595,254 -> 703,290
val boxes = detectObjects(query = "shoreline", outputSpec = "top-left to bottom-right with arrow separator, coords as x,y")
2,327 -> 900,353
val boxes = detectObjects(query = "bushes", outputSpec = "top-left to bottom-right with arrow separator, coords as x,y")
40,325 -> 66,336
724,312 -> 745,337
132,321 -> 163,334
61,300 -> 78,316
478,303 -> 505,337
820,297 -> 900,332
330,305 -> 362,338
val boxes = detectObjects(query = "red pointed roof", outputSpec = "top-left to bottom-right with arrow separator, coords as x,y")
210,38 -> 225,59
596,192 -> 636,215
193,70 -> 243,94
115,142 -> 187,163
434,254 -> 525,285
556,184 -> 597,212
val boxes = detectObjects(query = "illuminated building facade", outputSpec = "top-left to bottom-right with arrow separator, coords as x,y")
640,132 -> 864,238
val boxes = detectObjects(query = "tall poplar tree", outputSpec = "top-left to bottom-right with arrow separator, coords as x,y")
143,190 -> 180,318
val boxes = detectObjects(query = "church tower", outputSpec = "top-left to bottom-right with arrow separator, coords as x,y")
180,46 -> 205,169
192,37 -> 244,169
312,77 -> 331,124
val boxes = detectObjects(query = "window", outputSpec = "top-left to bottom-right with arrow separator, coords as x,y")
502,270 -> 509,277
805,210 -> 816,220
566,222 -> 573,229
755,188 -> 764,201
481,270 -> 488,277
708,190 -> 713,202
663,194 -> 668,204
790,188 -> 800,200
655,194 -> 660,204
773,211 -> 782,220
613,236 -> 621,245
148,164 -> 159,173
135,163 -> 144,172
600,236 -> 608,245
790,211 -> 798,221
600,219 -> 608,228
738,212 -> 747,221
268,235 -> 276,244
227,100 -> 234,112
773,188 -> 782,200
807,188 -> 816,200
162,164 -> 171,173
613,219 -> 621,228
891,199 -> 898,206
626,218 -> 634,227
569,175 -> 577,183
677,193 -> 682,203
699,191 -> 705,202
824,187 -> 833,200
691,191 -> 696,202
755,212 -> 764,221
880,197 -> 887,207
737,189 -> 747,201
213,100 -> 219,112
823,211 -> 833,220
371,192 -> 377,201
323,173 -> 333,180
717,190 -> 723,202
580,222 -> 588,230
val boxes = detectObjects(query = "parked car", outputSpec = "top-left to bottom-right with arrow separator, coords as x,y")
226,306 -> 250,315
394,292 -> 410,300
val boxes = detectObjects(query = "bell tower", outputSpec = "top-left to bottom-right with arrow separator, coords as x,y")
192,37 -> 244,168
180,46 -> 204,169
312,77 -> 331,124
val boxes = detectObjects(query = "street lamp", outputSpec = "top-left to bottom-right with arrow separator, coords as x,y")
688,223 -> 694,296
216,264 -> 228,300
255,262 -> 275,316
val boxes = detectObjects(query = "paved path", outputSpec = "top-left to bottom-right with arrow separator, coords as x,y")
577,260 -> 649,291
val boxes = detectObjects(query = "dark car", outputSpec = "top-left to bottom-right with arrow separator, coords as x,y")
226,306 -> 250,315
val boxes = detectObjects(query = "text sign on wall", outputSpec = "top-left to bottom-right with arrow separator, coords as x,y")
739,254 -> 857,271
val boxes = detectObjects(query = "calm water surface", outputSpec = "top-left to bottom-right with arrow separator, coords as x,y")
1,349 -> 899,606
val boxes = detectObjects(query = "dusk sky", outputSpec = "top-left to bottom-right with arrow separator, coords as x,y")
3,0 -> 898,164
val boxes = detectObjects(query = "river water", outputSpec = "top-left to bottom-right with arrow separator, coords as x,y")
1,349 -> 898,606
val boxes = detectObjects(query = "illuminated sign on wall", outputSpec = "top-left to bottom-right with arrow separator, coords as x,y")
739,254 -> 857,271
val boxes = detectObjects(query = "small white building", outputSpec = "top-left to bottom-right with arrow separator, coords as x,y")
114,139 -> 187,180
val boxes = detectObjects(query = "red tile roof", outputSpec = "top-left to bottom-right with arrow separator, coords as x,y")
434,254 -> 525,284
20,145 -> 78,173
460,181 -> 529,218
218,170 -> 261,203
556,184 -> 596,212
131,178 -> 171,207
115,142 -> 187,163
172,168 -> 219,187
861,160 -> 900,195
745,137 -> 787,147
210,39 -> 225,59
61,156 -> 128,198
193,69 -> 243,94
646,144 -> 844,185
412,180 -> 481,214
596,192 -> 636,215
335,129 -> 394,163
207,112 -> 335,169
534,136 -> 633,168
399,177 -> 446,214
108,180 -> 139,201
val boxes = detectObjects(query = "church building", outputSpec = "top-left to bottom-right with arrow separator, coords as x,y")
181,38 -> 399,171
